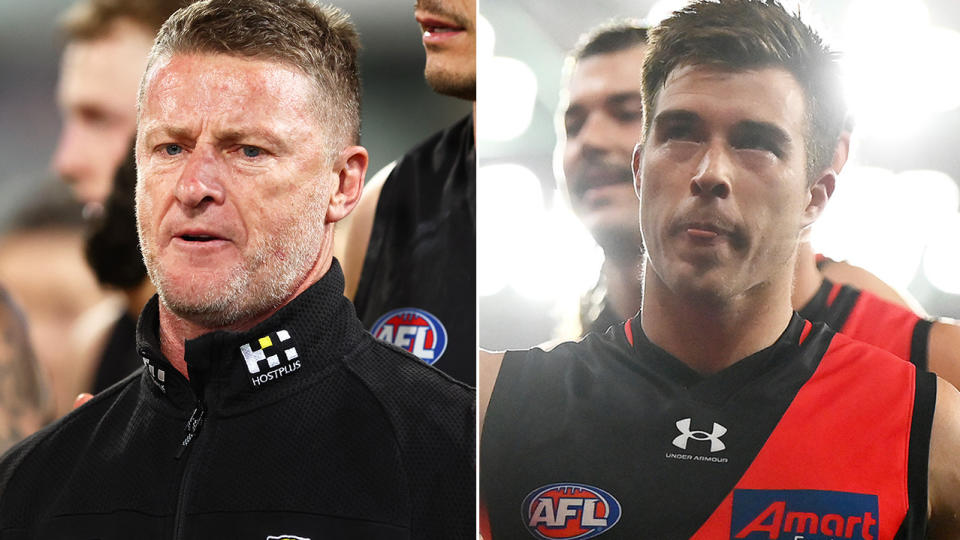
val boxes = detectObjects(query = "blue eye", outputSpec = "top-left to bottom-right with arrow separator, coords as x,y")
165,144 -> 183,156
242,146 -> 261,158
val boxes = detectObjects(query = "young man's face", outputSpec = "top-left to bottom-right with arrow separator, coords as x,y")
415,0 -> 476,100
561,45 -> 647,250
136,53 -> 337,328
53,19 -> 154,211
637,64 -> 824,303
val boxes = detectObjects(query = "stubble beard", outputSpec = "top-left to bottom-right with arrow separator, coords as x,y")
140,190 -> 327,330
425,64 -> 476,101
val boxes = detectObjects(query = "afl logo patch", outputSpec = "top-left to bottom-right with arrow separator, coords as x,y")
370,307 -> 448,364
523,483 -> 621,539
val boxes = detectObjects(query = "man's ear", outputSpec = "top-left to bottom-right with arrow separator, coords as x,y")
325,145 -> 368,224
802,170 -> 836,229
831,130 -> 851,175
632,142 -> 643,200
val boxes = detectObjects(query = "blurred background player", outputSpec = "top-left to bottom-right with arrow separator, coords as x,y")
556,21 -> 647,337
51,0 -> 186,402
81,147 -> 153,393
0,185 -> 110,417
53,0 -> 185,219
339,0 -> 476,385
0,284 -> 53,454
791,134 -> 960,387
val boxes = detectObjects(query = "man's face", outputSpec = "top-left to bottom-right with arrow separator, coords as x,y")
136,54 -> 335,328
415,0 -> 476,100
53,19 -> 154,211
638,65 -> 817,303
561,45 -> 647,249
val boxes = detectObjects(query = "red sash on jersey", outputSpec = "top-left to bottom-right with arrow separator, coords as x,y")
842,289 -> 919,363
691,333 -> 917,539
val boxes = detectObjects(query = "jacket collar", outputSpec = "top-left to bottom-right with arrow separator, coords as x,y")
136,260 -> 366,413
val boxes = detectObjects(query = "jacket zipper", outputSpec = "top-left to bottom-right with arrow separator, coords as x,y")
173,400 -> 206,539
176,402 -> 206,459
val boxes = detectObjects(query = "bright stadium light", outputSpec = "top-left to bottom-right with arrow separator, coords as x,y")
645,0 -> 692,25
813,167 -> 959,289
478,55 -> 538,142
478,13 -> 494,58
923,213 -> 960,295
842,0 -> 960,137
478,164 -> 604,301
511,190 -> 604,301
477,163 -> 545,296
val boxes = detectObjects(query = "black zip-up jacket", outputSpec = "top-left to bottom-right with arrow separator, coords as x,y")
0,261 -> 475,539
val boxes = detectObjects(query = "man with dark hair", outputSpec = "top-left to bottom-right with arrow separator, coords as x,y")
339,0 -> 476,385
0,1 -> 475,537
82,147 -> 154,393
557,18 -> 960,392
557,21 -> 648,336
481,1 -> 960,537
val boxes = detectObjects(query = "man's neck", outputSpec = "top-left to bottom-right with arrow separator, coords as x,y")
792,241 -> 824,310
640,268 -> 794,374
158,251 -> 333,379
600,251 -> 644,320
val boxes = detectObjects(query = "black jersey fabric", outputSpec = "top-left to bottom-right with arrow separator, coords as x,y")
579,281 -> 623,338
0,261 -> 475,539
353,115 -> 475,386
481,314 -> 935,539
799,277 -> 932,370
91,312 -> 140,393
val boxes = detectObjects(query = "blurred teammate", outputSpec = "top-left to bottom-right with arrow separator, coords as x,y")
0,285 -> 51,453
557,21 -> 647,336
53,0 -> 186,396
339,0 -> 476,385
81,146 -> 155,393
481,1 -> 960,536
53,0 -> 185,218
0,186 -> 113,416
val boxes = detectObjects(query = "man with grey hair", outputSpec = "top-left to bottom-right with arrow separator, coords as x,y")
0,1 -> 474,537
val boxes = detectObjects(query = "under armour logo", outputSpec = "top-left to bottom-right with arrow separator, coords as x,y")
672,418 -> 727,452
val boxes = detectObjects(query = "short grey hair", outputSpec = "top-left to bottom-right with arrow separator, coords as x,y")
140,0 -> 361,151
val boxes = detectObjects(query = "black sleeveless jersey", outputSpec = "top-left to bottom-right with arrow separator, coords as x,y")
481,314 -> 935,539
354,115 -> 475,386
799,277 -> 932,370
581,298 -> 623,338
